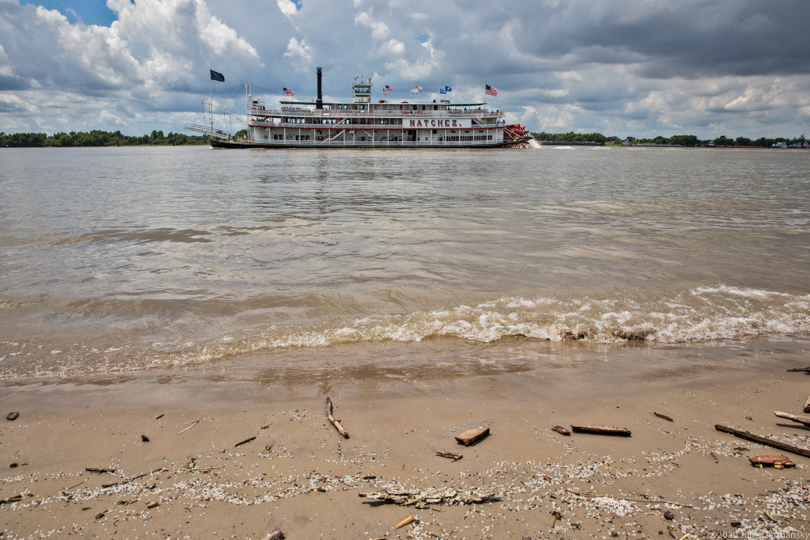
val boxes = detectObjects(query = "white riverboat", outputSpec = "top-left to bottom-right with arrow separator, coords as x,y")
186,68 -> 532,149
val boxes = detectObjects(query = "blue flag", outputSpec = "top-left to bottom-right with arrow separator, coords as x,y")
445,85 -> 452,92
439,88 -> 446,94
210,69 -> 225,82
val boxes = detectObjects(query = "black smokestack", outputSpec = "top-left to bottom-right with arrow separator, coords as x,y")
316,67 -> 323,109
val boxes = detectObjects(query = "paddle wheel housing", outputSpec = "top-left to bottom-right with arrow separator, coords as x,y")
503,124 -> 533,148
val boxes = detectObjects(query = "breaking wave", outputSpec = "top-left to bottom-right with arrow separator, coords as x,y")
2,285 -> 809,379
259,285 -> 810,348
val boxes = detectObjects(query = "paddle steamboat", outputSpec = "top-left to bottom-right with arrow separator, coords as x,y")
187,68 -> 532,149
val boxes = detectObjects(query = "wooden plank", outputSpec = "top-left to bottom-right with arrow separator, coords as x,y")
715,424 -> 810,458
436,451 -> 463,461
570,425 -> 631,437
749,455 -> 795,468
551,425 -> 571,435
455,427 -> 489,446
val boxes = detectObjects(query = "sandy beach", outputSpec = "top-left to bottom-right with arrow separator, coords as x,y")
2,338 -> 810,539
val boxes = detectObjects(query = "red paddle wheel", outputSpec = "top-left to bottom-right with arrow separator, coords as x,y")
502,124 -> 533,148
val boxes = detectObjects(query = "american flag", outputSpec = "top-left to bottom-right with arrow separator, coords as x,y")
385,85 -> 393,91
283,87 -> 294,96
485,84 -> 498,97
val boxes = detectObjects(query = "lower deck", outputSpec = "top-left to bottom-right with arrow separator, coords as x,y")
247,125 -> 503,147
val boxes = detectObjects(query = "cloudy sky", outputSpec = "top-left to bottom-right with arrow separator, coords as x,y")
1,0 -> 808,139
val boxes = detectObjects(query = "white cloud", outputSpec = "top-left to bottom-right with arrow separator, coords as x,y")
354,10 -> 390,41
277,0 -> 297,19
0,0 -> 808,138
283,37 -> 312,64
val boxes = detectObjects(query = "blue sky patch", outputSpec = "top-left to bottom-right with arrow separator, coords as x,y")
35,0 -> 117,27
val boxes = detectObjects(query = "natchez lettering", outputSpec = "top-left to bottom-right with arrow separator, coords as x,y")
408,119 -> 459,128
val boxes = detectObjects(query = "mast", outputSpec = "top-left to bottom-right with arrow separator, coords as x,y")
209,76 -> 214,135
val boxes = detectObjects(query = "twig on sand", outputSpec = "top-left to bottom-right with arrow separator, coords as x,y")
177,420 -> 199,434
234,436 -> 256,448
101,468 -> 166,489
326,397 -> 350,438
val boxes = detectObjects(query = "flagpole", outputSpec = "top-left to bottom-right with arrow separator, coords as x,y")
209,72 -> 214,135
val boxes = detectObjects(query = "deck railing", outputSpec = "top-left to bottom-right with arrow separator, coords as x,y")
251,108 -> 502,118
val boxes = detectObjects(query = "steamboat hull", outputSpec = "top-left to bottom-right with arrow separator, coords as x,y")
209,137 -> 531,149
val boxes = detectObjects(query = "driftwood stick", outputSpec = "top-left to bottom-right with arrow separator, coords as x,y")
85,467 -> 115,474
436,451 -> 463,461
715,425 -> 810,458
395,516 -> 415,529
774,411 -> 810,427
0,494 -> 23,505
786,367 -> 810,373
804,396 -> 810,414
570,493 -> 694,508
551,426 -> 571,436
65,479 -> 86,491
234,436 -> 256,448
571,425 -> 631,437
101,468 -> 165,489
326,397 -> 349,439
177,420 -> 199,434
654,412 -> 674,422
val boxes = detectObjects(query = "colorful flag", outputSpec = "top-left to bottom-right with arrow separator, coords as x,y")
415,85 -> 422,92
283,87 -> 294,96
210,69 -> 225,82
444,85 -> 452,92
383,89 -> 387,96
439,88 -> 446,94
485,84 -> 498,97
385,85 -> 394,92
411,87 -> 418,94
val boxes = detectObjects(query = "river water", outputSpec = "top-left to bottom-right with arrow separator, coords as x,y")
1,145 -> 809,379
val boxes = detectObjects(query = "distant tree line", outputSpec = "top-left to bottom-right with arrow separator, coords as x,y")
532,131 -> 808,148
0,130 -> 209,148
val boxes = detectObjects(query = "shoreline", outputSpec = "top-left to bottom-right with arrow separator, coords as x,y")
2,339 -> 810,539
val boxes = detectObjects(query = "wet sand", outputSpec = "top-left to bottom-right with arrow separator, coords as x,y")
2,338 -> 810,539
